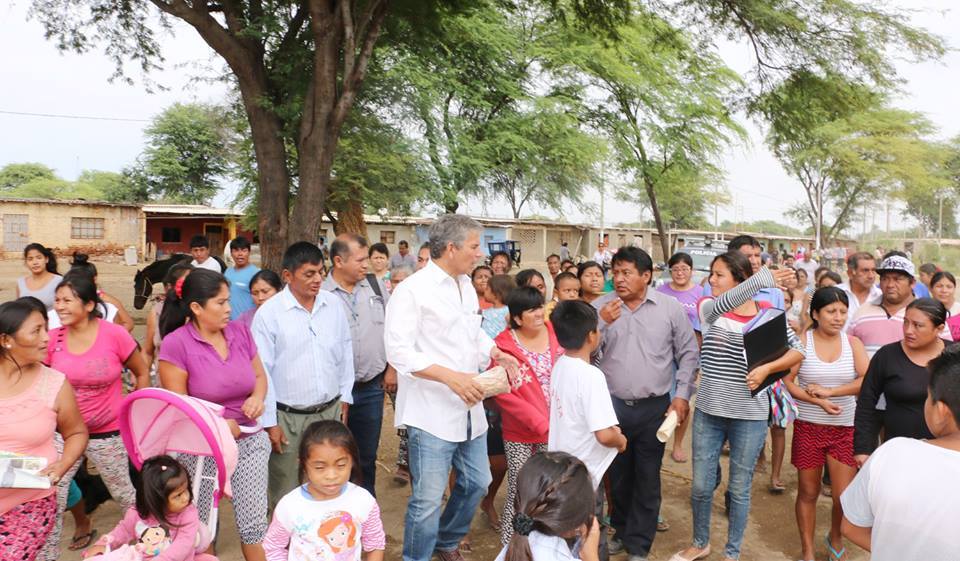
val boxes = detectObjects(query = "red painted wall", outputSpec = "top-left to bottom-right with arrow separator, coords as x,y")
145,217 -> 255,257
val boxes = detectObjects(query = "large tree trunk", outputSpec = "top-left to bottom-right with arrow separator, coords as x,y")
333,191 -> 369,238
243,97 -> 291,271
644,174 -> 671,260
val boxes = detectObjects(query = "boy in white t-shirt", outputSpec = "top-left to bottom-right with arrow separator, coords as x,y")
549,300 -> 627,561
840,345 -> 960,561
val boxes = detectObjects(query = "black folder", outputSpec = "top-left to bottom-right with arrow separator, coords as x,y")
743,308 -> 790,396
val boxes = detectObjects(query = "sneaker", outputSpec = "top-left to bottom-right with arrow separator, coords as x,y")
608,537 -> 625,555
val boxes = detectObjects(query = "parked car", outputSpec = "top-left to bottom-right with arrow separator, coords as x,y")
655,240 -> 728,288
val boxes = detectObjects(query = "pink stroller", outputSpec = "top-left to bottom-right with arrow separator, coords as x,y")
118,388 -> 241,554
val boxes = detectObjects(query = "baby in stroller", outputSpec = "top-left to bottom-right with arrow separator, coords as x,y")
82,455 -> 214,561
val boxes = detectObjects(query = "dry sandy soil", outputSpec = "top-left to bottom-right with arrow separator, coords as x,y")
0,259 -> 868,561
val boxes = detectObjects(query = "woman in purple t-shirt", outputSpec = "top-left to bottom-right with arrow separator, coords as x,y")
157,269 -> 269,561
656,252 -> 704,464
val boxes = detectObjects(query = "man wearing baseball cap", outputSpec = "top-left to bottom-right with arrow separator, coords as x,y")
847,251 -> 916,358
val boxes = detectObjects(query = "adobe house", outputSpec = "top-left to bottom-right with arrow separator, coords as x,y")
143,204 -> 254,259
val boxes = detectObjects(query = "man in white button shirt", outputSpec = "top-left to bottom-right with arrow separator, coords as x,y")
385,214 -> 520,561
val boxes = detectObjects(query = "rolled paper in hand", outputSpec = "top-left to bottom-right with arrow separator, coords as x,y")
656,410 -> 679,443
475,366 -> 510,398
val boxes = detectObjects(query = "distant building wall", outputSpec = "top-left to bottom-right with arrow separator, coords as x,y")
0,198 -> 141,258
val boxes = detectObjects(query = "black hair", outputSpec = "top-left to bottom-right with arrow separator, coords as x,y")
330,234 -> 368,265
0,299 -> 49,379
610,246 -> 653,275
490,251 -> 512,270
281,241 -> 325,273
818,271 -> 843,287
727,234 -> 760,252
553,271 -> 578,287
368,242 -> 389,258
17,296 -> 49,324
504,452 -> 595,561
515,269 -> 545,290
906,297 -> 948,328
189,235 -> 210,249
298,420 -> 362,486
547,254 -> 561,262
56,272 -> 105,320
928,345 -> 960,425
809,286 -> 849,330
23,243 -> 58,275
398,240 -> 409,248
931,271 -> 957,289
920,263 -> 939,276
576,261 -> 603,279
158,269 -> 229,338
230,236 -> 252,251
249,269 -> 283,293
507,287 -> 546,330
471,265 -> 493,280
668,252 -> 694,269
136,455 -> 192,530
552,300 -> 598,350
711,251 -> 752,284
560,259 -> 575,270
882,249 -> 908,261
69,253 -> 98,280
487,274 -> 517,306
162,262 -> 193,289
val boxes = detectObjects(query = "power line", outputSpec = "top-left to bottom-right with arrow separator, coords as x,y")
0,110 -> 150,123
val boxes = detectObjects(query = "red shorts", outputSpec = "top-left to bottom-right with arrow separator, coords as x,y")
790,419 -> 856,470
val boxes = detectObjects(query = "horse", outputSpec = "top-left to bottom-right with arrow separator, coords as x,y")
134,254 -> 231,309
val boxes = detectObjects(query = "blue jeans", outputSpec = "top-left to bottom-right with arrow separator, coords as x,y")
691,410 -> 767,560
347,378 -> 385,497
403,426 -> 492,561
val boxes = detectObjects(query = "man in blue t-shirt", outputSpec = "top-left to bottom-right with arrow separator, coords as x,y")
224,236 -> 260,319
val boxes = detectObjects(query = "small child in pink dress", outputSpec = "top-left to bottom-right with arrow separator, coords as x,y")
82,456 -> 214,561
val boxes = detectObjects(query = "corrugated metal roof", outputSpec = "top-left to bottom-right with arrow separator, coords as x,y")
141,204 -> 242,217
0,197 -> 140,209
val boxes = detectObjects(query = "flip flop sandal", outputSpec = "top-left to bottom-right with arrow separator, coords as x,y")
68,529 -> 98,550
657,515 -> 670,532
769,481 -> 786,494
825,535 -> 846,561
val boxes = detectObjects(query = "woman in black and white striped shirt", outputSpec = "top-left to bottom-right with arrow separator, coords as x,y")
785,287 -> 868,561
671,252 -> 802,561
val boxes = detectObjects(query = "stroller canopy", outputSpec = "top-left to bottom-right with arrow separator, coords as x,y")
119,388 -> 239,498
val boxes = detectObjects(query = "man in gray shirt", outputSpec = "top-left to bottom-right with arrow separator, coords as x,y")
323,233 -> 395,496
389,240 -> 418,270
594,246 -> 699,561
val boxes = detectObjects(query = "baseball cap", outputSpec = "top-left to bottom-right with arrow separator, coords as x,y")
876,255 -> 915,278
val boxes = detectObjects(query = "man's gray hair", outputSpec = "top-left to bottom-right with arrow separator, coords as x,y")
428,214 -> 483,259
390,264 -> 414,278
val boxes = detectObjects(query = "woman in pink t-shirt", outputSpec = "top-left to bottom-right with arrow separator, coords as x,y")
158,269 -> 269,561
46,273 -> 149,540
0,298 -> 88,561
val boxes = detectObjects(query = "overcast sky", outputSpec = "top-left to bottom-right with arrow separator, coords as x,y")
2,0 -> 958,232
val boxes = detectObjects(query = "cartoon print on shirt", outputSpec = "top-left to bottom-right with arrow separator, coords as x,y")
135,525 -> 169,557
317,511 -> 359,561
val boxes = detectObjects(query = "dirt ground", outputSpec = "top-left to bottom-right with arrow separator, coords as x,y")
0,259 -> 868,561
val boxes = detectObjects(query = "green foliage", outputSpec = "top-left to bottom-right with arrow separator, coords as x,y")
0,163 -> 56,191
131,103 -> 229,205
719,219 -> 804,236
546,11 -> 746,256
8,177 -> 102,200
755,73 -> 946,242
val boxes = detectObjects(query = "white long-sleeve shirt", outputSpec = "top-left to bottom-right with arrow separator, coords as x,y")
384,259 -> 496,442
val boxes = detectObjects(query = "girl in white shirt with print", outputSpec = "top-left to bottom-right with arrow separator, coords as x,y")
263,421 -> 385,561
495,452 -> 601,561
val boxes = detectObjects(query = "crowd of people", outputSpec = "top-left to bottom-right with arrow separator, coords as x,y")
2,219 -> 960,561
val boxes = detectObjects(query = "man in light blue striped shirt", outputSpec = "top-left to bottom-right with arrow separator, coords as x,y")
251,241 -> 354,509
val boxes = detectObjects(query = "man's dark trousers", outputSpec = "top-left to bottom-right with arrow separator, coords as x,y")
609,394 -> 670,557
348,374 -> 385,497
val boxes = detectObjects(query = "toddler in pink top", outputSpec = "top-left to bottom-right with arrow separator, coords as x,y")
83,456 -> 214,561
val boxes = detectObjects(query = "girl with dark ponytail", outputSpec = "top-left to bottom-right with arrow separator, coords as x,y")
17,243 -> 62,310
68,253 -> 135,332
496,452 -> 600,561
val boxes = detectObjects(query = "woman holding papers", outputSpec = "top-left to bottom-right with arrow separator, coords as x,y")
0,298 -> 87,560
784,287 -> 869,561
670,252 -> 802,561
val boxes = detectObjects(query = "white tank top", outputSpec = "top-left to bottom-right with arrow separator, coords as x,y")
796,331 -> 857,426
